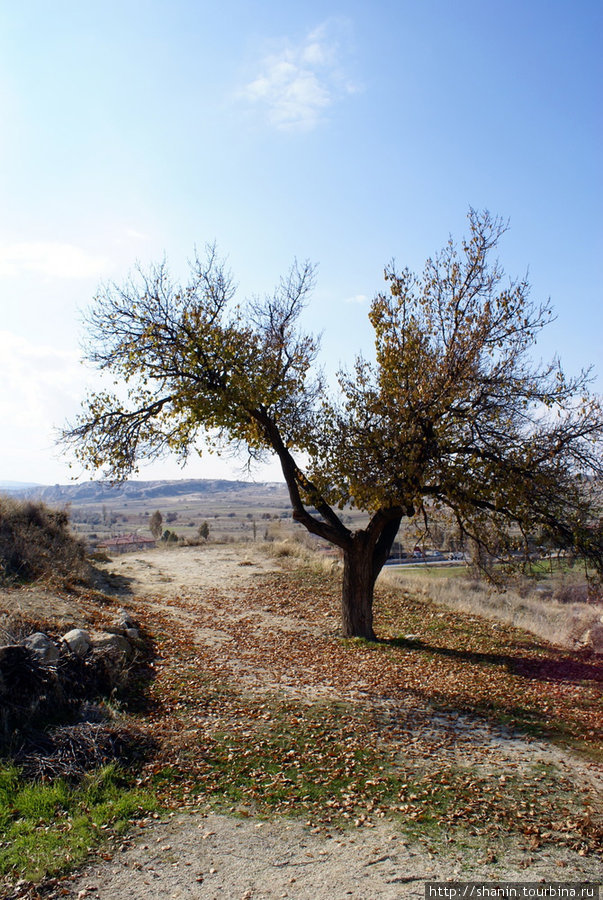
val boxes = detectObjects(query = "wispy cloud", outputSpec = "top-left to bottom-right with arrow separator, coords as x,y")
239,20 -> 358,131
0,242 -> 108,279
0,331 -> 88,479
0,331 -> 82,428
344,294 -> 368,304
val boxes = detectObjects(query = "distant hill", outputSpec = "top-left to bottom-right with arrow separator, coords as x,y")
0,481 -> 43,492
13,478 -> 287,505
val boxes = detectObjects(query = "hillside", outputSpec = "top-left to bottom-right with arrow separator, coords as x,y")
15,477 -> 288,505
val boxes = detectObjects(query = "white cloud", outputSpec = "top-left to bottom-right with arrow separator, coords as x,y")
0,330 -> 95,481
344,294 -> 368,304
0,242 -> 109,279
0,331 -> 82,429
239,19 -> 358,131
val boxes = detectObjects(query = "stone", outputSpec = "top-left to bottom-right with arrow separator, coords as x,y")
123,626 -> 144,646
117,608 -> 137,629
91,632 -> 133,658
91,632 -> 133,681
61,628 -> 91,657
23,632 -> 59,663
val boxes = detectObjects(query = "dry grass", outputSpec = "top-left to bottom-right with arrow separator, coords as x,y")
266,539 -> 310,559
0,496 -> 88,586
380,568 -> 602,649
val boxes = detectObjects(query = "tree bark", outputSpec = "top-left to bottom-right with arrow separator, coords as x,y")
341,536 -> 379,640
340,514 -> 403,640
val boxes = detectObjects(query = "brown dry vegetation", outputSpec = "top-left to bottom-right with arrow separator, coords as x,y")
381,567 -> 603,652
0,496 -> 88,586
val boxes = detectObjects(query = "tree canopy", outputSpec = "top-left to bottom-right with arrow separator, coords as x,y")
64,211 -> 603,639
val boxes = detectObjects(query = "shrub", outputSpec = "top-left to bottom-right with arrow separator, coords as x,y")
148,509 -> 163,539
0,497 -> 88,585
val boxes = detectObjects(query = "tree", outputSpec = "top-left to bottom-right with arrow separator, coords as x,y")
62,213 -> 603,639
198,521 -> 210,541
149,509 -> 163,539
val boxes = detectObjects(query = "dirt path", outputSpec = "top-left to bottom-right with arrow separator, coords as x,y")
8,545 -> 602,898
60,810 -> 602,900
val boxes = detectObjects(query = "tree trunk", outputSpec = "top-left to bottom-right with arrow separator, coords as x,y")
341,538 -> 378,640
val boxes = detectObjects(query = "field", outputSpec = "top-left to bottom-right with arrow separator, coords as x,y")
0,536 -> 602,897
22,478 -> 370,547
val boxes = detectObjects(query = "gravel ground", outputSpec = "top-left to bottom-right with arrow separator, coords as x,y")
44,811 -> 603,900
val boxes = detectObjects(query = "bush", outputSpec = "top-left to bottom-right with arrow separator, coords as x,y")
0,497 -> 88,584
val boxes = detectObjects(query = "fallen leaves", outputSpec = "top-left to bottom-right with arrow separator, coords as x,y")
119,564 -> 602,856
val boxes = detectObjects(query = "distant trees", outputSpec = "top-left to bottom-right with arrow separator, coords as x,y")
149,510 -> 163,539
63,213 -> 603,639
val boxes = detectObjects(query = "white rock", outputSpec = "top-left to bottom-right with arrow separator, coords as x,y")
61,628 -> 91,657
124,626 -> 143,645
118,608 -> 137,629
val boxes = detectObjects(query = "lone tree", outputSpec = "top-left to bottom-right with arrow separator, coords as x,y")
149,509 -> 163,539
63,211 -> 603,639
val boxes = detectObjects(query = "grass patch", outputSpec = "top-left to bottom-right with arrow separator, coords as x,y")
0,763 -> 158,886
385,565 -> 467,580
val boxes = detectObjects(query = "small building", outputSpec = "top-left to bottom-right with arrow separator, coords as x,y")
98,533 -> 156,555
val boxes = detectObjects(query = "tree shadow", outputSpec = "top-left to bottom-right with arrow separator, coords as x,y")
89,563 -> 134,596
385,636 -> 603,684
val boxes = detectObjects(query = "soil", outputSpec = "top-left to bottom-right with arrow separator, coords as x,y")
1,544 -> 602,898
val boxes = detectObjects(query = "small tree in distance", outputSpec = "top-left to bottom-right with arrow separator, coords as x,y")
149,509 -> 163,540
62,212 -> 603,640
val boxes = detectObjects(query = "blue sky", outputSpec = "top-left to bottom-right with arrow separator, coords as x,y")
1,0 -> 601,484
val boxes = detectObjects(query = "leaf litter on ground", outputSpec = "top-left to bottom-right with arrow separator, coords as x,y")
127,563 -> 602,857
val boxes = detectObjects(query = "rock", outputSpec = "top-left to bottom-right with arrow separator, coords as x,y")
61,628 -> 91,657
123,626 -> 144,646
584,622 -> 603,655
23,632 -> 59,664
117,608 -> 137,629
0,644 -> 40,697
91,632 -> 133,658
91,632 -> 133,681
